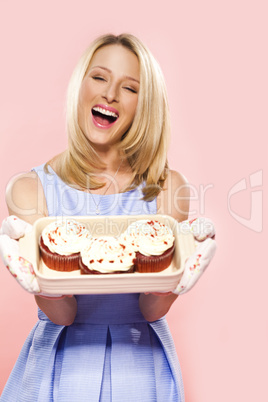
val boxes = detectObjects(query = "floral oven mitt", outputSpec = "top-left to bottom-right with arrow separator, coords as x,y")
0,216 -> 61,297
0,216 -> 216,296
173,218 -> 217,295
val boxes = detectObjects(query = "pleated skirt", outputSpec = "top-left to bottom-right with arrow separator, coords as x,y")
1,294 -> 184,401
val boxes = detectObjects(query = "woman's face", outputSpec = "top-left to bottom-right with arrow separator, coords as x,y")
78,44 -> 140,150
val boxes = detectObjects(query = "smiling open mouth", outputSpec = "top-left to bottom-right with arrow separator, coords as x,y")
92,106 -> 119,127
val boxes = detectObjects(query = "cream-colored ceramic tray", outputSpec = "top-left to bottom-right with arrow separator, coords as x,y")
19,214 -> 195,295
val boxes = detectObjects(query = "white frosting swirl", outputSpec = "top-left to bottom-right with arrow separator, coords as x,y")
119,220 -> 174,256
42,219 -> 91,255
80,236 -> 135,273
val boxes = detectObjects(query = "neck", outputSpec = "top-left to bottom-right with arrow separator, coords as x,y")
94,148 -> 127,174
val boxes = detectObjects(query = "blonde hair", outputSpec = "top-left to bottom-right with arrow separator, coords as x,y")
46,33 -> 170,200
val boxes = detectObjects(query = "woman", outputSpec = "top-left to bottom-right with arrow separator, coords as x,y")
1,34 -> 190,401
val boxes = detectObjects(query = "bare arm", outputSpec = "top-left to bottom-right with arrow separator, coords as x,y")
139,170 -> 190,322
34,294 -> 77,326
6,171 -> 77,326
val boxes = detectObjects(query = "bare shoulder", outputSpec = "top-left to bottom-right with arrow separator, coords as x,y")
168,169 -> 189,190
5,171 -> 48,224
157,169 -> 190,223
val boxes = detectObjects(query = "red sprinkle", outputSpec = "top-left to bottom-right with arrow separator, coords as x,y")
48,233 -> 57,245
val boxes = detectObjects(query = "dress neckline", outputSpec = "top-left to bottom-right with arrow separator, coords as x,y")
47,164 -> 140,197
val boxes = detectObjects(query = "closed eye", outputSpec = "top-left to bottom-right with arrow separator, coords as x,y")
92,76 -> 106,81
124,87 -> 138,94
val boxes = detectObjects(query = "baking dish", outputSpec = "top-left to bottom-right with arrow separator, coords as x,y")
19,214 -> 195,294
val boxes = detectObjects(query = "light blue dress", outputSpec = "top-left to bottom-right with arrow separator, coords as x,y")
1,164 -> 184,402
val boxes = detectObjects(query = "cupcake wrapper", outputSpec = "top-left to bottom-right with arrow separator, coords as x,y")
134,245 -> 175,273
39,237 -> 80,272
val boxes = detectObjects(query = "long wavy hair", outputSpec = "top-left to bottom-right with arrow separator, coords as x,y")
45,33 -> 171,201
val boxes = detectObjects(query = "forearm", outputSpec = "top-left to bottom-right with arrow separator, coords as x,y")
34,295 -> 77,326
139,292 -> 178,322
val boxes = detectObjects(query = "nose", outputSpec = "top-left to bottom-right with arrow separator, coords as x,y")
102,82 -> 119,103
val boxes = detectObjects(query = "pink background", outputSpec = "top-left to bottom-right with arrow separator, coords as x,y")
0,1 -> 267,400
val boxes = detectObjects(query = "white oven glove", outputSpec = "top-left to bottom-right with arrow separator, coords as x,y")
0,216 -> 62,297
173,217 -> 217,295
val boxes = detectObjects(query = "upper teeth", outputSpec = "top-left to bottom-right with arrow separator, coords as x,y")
93,106 -> 118,118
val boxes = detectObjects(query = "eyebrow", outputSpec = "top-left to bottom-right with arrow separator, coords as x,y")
90,66 -> 140,84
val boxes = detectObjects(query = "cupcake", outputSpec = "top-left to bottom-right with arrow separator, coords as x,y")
39,219 -> 91,271
120,220 -> 175,273
79,236 -> 135,275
